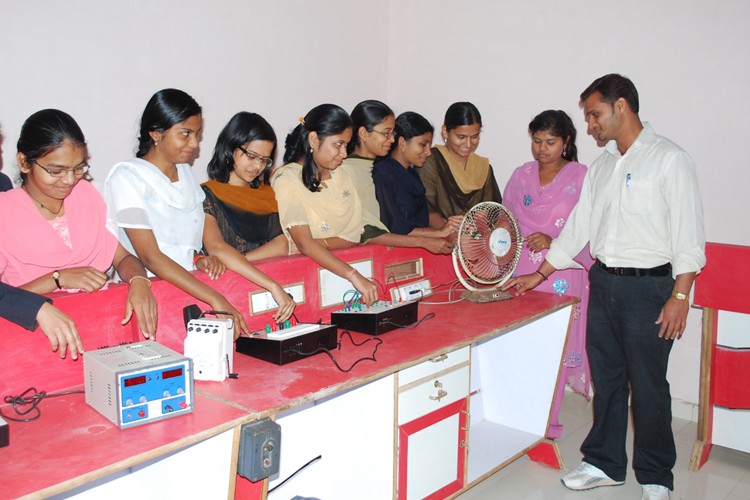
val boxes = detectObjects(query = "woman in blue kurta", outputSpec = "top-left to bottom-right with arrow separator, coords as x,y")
373,112 -> 460,238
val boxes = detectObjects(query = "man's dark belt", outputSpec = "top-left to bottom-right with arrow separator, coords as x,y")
597,260 -> 671,277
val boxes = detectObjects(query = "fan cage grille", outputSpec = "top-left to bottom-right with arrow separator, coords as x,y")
455,202 -> 522,286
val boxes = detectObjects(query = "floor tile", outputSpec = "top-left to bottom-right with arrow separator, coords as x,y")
457,391 -> 750,500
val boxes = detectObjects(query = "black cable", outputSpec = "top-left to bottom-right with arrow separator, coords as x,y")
268,454 -> 323,494
288,331 -> 383,373
381,312 -> 436,330
1,387 -> 84,422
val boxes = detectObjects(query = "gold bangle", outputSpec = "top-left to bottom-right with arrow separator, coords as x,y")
129,275 -> 152,288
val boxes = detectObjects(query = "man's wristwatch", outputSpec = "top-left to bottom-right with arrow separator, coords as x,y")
672,291 -> 687,301
52,270 -> 62,289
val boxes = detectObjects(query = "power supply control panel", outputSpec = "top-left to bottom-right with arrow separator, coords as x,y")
84,341 -> 194,428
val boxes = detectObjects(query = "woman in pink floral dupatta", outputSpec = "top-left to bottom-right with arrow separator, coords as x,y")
503,110 -> 594,439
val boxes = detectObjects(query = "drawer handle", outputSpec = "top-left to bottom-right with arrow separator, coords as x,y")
429,354 -> 448,363
429,380 -> 448,401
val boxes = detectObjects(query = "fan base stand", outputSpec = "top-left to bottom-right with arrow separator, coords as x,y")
460,289 -> 514,303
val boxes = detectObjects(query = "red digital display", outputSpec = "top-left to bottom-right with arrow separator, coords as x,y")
162,368 -> 183,380
124,375 -> 146,387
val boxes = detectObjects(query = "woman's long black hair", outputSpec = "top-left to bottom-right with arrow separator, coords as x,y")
283,104 -> 352,192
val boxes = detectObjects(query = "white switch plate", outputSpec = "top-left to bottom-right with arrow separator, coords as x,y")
249,283 -> 305,315
391,278 -> 432,302
318,260 -> 373,308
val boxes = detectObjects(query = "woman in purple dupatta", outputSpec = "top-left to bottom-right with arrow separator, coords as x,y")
503,110 -> 594,439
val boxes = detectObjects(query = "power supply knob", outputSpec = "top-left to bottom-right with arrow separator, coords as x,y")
177,388 -> 184,395
163,390 -> 171,398
139,395 -> 147,403
125,399 -> 133,406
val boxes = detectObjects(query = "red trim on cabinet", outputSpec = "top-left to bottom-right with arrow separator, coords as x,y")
398,398 -> 468,500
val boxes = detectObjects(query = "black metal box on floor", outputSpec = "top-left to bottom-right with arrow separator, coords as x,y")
331,300 -> 419,335
235,323 -> 338,365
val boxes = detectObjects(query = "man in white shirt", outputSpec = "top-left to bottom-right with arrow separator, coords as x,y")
504,73 -> 705,500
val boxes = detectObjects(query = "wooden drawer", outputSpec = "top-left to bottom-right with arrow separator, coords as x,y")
398,346 -> 470,387
398,365 -> 469,425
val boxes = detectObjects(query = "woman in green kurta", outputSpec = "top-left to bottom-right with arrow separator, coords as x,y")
418,102 -> 502,230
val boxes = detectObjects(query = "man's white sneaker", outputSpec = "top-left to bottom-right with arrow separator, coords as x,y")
561,462 -> 625,491
641,484 -> 670,500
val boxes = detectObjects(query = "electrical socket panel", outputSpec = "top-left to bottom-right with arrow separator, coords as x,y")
391,278 -> 432,302
319,260 -> 373,308
249,283 -> 305,315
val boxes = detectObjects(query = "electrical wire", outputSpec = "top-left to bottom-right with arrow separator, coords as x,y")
385,274 -> 399,301
342,289 -> 361,311
371,277 -> 388,298
287,331 -> 383,373
268,455 -> 323,494
1,387 -> 85,422
429,278 -> 460,291
381,312 -> 436,330
420,288 -> 467,305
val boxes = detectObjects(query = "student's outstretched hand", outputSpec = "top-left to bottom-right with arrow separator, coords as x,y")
501,272 -> 544,296
36,302 -> 85,360
270,285 -> 296,324
421,237 -> 453,255
210,296 -> 248,340
350,271 -> 378,305
122,277 -> 158,339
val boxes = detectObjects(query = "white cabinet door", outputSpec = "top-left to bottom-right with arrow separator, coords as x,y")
272,375 -> 395,500
398,398 -> 468,500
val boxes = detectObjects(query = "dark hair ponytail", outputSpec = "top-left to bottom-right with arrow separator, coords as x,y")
283,104 -> 352,192
528,110 -> 578,162
136,88 -> 201,158
348,100 -> 394,154
391,111 -> 434,154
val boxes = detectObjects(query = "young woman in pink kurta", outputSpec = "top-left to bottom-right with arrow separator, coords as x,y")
503,110 -> 594,438
0,109 -> 157,348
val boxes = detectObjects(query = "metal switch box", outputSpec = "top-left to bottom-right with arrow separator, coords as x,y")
237,418 -> 281,482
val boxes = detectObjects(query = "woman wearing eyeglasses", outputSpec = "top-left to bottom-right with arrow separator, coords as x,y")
202,112 -> 288,262
340,100 -> 395,235
0,109 -> 157,341
104,90 -> 294,335
339,100 -> 452,255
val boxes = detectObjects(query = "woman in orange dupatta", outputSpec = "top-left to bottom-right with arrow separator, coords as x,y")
202,112 -> 286,262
